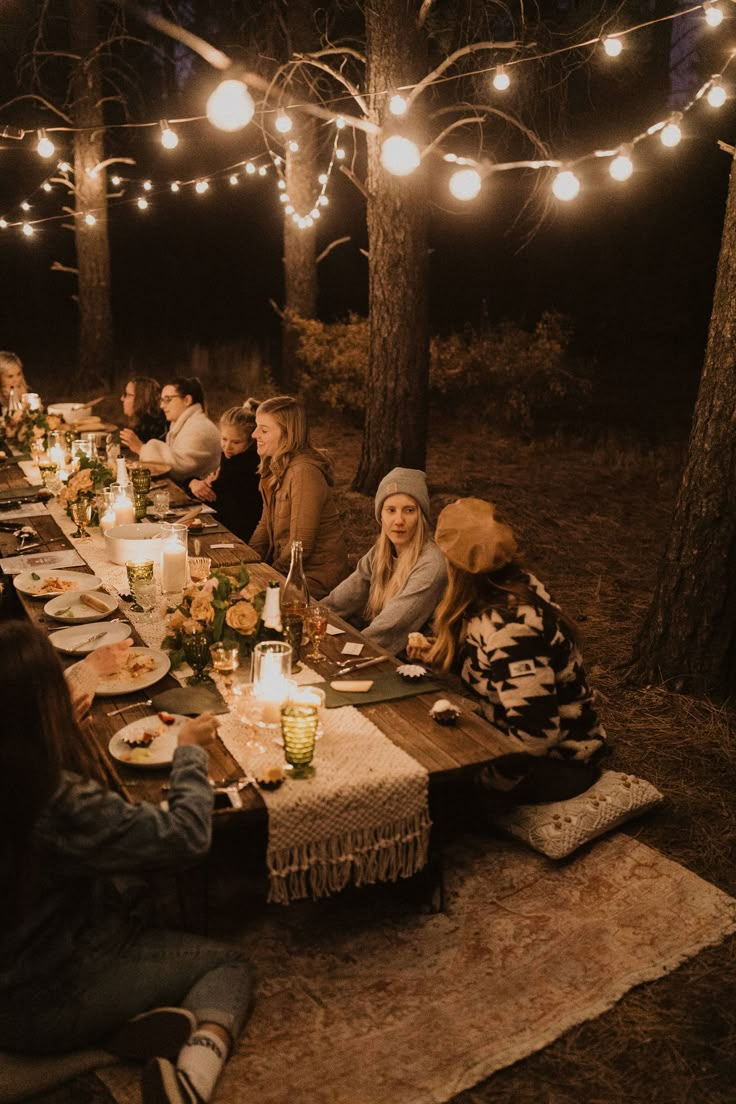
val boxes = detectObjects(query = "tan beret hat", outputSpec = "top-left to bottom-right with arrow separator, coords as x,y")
435,498 -> 517,574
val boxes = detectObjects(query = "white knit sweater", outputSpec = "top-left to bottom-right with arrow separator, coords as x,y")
140,403 -> 221,481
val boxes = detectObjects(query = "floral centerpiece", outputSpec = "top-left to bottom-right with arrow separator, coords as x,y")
1,407 -> 62,452
162,563 -> 268,669
58,454 -> 114,521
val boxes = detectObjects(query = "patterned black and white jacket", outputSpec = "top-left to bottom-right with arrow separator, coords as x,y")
459,571 -> 607,791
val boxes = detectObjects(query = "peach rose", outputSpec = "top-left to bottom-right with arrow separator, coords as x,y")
225,600 -> 259,635
167,609 -> 187,631
239,582 -> 261,601
181,618 -> 202,635
190,594 -> 215,624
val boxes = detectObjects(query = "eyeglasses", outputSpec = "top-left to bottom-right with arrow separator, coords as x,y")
122,391 -> 135,398
160,394 -> 180,405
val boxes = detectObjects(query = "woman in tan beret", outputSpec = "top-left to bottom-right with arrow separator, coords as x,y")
409,497 -> 607,803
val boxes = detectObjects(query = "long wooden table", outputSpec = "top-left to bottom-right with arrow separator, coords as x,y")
0,457 -> 509,907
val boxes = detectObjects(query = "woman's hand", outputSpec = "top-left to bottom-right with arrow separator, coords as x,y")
189,478 -> 216,503
82,638 -> 133,678
406,634 -> 435,662
120,428 -> 143,455
70,684 -> 94,723
178,712 -> 220,748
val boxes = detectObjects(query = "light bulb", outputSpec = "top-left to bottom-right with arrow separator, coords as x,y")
42,182 -> 52,192
389,94 -> 408,116
449,167 -> 482,201
336,147 -> 346,160
304,216 -> 314,228
160,126 -> 179,149
603,36 -> 623,57
278,179 -> 286,190
707,79 -> 727,107
229,174 -> 239,185
609,152 -> 633,181
318,172 -> 328,185
21,202 -> 30,212
195,180 -> 209,194
137,197 -> 149,210
661,119 -> 682,147
58,161 -> 71,173
170,182 -> 180,193
275,111 -> 293,134
318,195 -> 329,206
285,204 -> 294,214
84,213 -> 96,226
143,180 -> 152,192
279,192 -> 289,203
288,140 -> 299,152
492,67 -> 510,91
258,166 -> 267,176
381,135 -> 421,176
311,208 -> 320,219
206,78 -> 255,132
552,169 -> 580,201
0,219 -> 7,229
704,3 -> 724,26
245,162 -> 256,175
22,223 -> 34,236
335,116 -> 345,129
111,175 -> 121,186
36,131 -> 55,158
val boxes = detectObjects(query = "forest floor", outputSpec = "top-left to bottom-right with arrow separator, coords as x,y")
43,387 -> 736,1104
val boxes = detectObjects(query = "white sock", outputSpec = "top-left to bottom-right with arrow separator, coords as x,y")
176,1029 -> 227,1103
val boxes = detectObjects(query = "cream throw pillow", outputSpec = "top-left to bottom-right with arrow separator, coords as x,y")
491,770 -> 664,860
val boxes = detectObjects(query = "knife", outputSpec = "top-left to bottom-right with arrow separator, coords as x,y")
72,629 -> 109,653
334,655 -> 390,675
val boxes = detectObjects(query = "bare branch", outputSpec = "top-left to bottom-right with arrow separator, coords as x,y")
50,262 -> 79,275
292,54 -> 368,117
422,117 -> 486,159
300,46 -> 366,66
417,1 -> 435,28
316,236 -> 351,264
90,157 -> 136,174
339,164 -> 368,200
269,298 -> 285,320
0,93 -> 72,125
407,39 -> 529,108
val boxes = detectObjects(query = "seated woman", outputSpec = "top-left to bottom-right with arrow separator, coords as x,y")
0,351 -> 28,413
324,468 -> 447,655
410,497 -> 607,803
249,395 -> 348,599
119,376 -> 167,444
125,376 -> 221,483
188,404 -> 262,542
0,622 -> 254,1104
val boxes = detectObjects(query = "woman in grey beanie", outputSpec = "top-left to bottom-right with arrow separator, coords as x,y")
323,468 -> 447,655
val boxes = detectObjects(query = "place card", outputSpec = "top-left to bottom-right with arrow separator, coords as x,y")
341,641 -> 364,656
326,624 -> 345,635
0,549 -> 85,574
17,460 -> 43,486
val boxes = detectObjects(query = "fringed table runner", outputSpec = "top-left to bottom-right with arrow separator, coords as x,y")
216,697 -> 431,905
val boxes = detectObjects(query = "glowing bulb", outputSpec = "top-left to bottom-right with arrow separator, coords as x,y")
707,79 -> 727,107
285,204 -> 294,214
170,182 -> 180,193
311,208 -> 320,219
275,111 -> 293,134
449,167 -> 482,201
381,135 -> 421,176
335,147 -> 346,160
552,169 -> 580,201
195,180 -> 209,194
84,212 -> 96,226
137,197 -> 149,210
389,94 -> 408,116
21,202 -> 30,212
492,67 -> 511,91
229,174 -> 239,185
318,195 -> 329,206
304,216 -> 314,227
36,131 -> 55,158
704,3 -> 724,26
335,116 -> 345,129
318,172 -> 328,185
245,162 -> 256,175
278,179 -> 286,190
288,141 -> 299,152
258,166 -> 267,176
58,161 -> 71,174
279,193 -> 289,203
603,36 -> 623,57
0,219 -> 7,229
143,180 -> 152,191
22,223 -> 34,236
609,152 -> 633,181
661,119 -> 682,147
206,78 -> 255,131
160,126 -> 178,149
42,182 -> 52,192
111,175 -> 121,186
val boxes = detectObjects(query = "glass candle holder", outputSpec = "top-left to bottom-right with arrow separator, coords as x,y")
109,482 -> 136,528
130,465 -> 152,495
126,559 -> 154,610
189,556 -> 212,583
150,489 -> 170,521
133,491 -> 149,523
182,630 -> 213,685
252,641 -> 293,728
159,522 -> 188,596
280,702 -> 318,778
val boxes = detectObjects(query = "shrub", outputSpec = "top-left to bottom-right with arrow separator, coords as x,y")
287,311 -> 369,419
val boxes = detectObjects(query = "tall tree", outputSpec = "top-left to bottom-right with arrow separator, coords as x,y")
630,150 -> 736,699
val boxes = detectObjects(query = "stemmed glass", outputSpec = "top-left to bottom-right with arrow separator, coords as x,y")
210,642 -> 240,703
230,677 -> 266,754
304,605 -> 329,661
70,497 -> 93,540
182,631 -> 213,685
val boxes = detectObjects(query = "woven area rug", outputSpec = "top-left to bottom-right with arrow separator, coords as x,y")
99,833 -> 736,1104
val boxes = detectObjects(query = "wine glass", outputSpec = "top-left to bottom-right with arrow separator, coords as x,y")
210,642 -> 240,703
229,678 -> 266,754
304,604 -> 329,661
70,497 -> 93,540
132,579 -> 158,625
182,631 -> 213,685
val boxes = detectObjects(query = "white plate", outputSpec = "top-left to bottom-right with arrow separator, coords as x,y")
14,569 -> 103,598
109,713 -> 185,769
44,591 -> 118,623
93,647 -> 171,696
49,622 -> 132,655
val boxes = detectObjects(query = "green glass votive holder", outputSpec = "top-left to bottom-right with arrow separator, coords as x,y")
133,491 -> 148,522
182,630 -> 213,685
125,559 -> 154,611
130,466 -> 152,495
281,612 -> 304,673
280,702 -> 318,779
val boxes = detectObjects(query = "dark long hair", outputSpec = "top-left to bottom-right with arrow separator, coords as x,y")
169,376 -> 206,409
0,622 -> 101,926
129,376 -> 161,423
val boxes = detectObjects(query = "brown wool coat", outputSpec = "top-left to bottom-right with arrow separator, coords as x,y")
248,451 -> 349,599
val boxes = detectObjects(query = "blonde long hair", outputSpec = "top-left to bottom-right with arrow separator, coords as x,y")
365,511 -> 429,619
220,404 -> 256,443
257,395 -> 332,483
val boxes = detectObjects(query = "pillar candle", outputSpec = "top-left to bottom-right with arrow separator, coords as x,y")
113,497 -> 135,527
161,540 -> 187,592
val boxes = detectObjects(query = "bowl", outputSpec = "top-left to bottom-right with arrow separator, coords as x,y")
104,522 -> 163,565
47,402 -> 93,425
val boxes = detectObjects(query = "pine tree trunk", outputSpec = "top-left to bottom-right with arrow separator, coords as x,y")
70,0 -> 113,389
353,0 -> 429,494
630,153 -> 736,698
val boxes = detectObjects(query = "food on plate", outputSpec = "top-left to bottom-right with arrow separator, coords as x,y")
429,698 -> 461,726
123,651 -> 158,679
396,663 -> 427,680
125,747 -> 156,764
330,679 -> 374,693
255,765 -> 285,791
119,715 -> 175,753
407,631 -> 431,651
36,576 -> 80,595
80,591 -> 112,612
157,711 -> 176,725
187,517 -> 204,531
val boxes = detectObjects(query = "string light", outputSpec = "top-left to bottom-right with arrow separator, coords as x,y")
36,130 -> 55,158
335,147 -> 346,160
389,94 -> 408,116
318,195 -> 329,206
137,197 -> 149,210
258,166 -> 267,176
381,135 -> 421,176
143,180 -> 153,191
492,67 -> 511,91
245,162 -> 256,175
0,219 -> 7,229
160,121 -> 179,149
170,182 -> 180,192
22,223 -> 34,236
111,175 -> 121,186
707,76 -> 727,106
602,36 -> 623,57
206,78 -> 255,131
229,173 -> 239,184
660,114 -> 683,147
194,179 -> 209,194
42,182 -> 52,192
552,169 -> 580,201
704,2 -> 724,27
275,111 -> 293,134
20,201 -> 30,212
609,148 -> 634,181
84,213 -> 96,226
288,140 -> 299,152
279,192 -> 289,203
335,116 -> 345,129
318,173 -> 328,185
58,161 -> 71,174
449,167 -> 482,201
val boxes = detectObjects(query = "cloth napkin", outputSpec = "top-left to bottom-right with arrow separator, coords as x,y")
314,669 -> 442,708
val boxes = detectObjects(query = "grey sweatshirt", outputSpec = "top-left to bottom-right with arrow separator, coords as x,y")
324,540 -> 447,655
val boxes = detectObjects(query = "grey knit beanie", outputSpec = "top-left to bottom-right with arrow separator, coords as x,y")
374,467 -> 431,523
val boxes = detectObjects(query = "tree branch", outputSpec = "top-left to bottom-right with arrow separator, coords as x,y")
339,164 -> 368,199
0,93 -> 72,125
422,117 -> 486,159
407,39 -> 529,108
292,54 -> 368,117
417,1 -> 435,28
51,261 -> 79,275
316,236 -> 351,264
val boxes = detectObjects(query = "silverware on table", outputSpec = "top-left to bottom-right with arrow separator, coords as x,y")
334,655 -> 390,676
72,629 -> 109,653
106,699 -> 154,717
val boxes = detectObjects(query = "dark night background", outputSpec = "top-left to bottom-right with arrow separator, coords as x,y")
0,1 -> 732,440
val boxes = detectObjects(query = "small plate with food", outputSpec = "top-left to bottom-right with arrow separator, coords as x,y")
93,647 -> 171,696
49,622 -> 131,655
14,569 -> 103,598
44,590 -> 118,622
109,711 -> 183,768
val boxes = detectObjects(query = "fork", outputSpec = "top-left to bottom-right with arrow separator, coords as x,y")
334,655 -> 389,676
72,630 -> 110,653
106,699 -> 154,716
